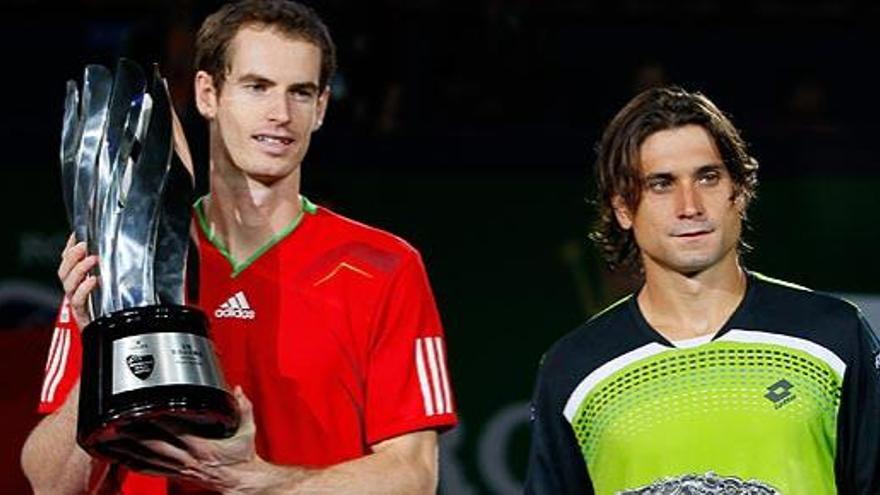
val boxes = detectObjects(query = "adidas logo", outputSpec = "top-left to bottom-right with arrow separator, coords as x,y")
215,291 -> 256,320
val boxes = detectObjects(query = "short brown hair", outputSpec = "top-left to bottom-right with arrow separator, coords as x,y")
195,0 -> 337,91
590,86 -> 759,270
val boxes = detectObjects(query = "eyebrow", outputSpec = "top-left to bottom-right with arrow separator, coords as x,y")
235,73 -> 320,93
288,81 -> 321,93
695,163 -> 725,174
643,163 -> 725,181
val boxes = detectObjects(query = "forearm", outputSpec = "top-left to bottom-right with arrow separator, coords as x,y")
21,384 -> 107,495
270,451 -> 432,494
223,432 -> 437,495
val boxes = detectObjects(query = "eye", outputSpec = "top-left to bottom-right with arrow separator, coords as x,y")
290,87 -> 316,102
647,177 -> 673,193
244,82 -> 268,94
698,170 -> 721,186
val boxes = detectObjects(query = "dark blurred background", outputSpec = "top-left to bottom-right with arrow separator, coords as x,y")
2,1 -> 880,493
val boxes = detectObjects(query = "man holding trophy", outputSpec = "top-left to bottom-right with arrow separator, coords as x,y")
21,1 -> 457,493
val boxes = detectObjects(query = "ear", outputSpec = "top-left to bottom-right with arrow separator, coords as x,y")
733,190 -> 747,216
194,70 -> 219,120
612,195 -> 634,230
312,87 -> 331,132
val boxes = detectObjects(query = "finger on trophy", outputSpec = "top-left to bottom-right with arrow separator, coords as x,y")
98,437 -> 186,476
58,237 -> 98,330
69,271 -> 99,328
124,417 -> 191,450
63,232 -> 76,253
59,233 -> 80,271
61,80 -> 81,227
59,242 -> 94,290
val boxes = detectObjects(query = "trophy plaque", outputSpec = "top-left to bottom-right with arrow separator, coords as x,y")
62,60 -> 239,469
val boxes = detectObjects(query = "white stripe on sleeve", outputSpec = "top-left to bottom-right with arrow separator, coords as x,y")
433,336 -> 453,414
40,328 -> 64,402
424,336 -> 445,414
42,328 -> 71,404
415,338 -> 435,416
43,326 -> 62,373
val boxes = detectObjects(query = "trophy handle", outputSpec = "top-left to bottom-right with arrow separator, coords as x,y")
97,59 -> 147,314
155,73 -> 195,307
115,69 -> 172,309
72,64 -> 113,320
72,65 -> 112,246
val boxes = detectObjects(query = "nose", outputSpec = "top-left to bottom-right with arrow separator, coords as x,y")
266,92 -> 292,124
676,183 -> 704,219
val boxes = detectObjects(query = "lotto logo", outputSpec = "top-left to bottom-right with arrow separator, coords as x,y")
215,291 -> 256,319
764,379 -> 797,409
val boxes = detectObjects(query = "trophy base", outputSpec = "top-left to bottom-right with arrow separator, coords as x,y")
77,305 -> 239,467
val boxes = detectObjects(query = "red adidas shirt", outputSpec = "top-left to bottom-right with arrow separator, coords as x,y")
38,197 -> 457,494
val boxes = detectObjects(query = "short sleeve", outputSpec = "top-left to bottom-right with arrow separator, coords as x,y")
834,312 -> 880,494
364,251 -> 457,445
37,296 -> 82,414
524,354 -> 593,495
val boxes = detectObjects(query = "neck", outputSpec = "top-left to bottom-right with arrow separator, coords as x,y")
204,158 -> 303,264
637,253 -> 747,341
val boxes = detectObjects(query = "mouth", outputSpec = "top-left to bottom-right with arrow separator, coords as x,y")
673,229 -> 713,239
253,134 -> 294,146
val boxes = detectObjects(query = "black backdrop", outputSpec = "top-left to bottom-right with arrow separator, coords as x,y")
2,1 -> 880,493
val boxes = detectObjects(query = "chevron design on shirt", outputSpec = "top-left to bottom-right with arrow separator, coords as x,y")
313,261 -> 374,287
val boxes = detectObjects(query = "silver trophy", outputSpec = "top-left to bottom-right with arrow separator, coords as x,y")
62,60 -> 239,471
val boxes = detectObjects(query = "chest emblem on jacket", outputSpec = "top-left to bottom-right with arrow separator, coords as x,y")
215,291 -> 256,320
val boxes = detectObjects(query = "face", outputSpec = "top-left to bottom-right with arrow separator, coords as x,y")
195,25 -> 329,185
614,124 -> 743,276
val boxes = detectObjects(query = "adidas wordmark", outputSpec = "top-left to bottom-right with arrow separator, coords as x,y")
215,291 -> 256,319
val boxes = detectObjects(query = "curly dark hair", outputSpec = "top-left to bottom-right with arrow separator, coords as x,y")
589,86 -> 759,270
195,0 -> 337,92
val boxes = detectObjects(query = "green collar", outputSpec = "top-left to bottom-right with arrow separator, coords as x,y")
194,195 -> 317,277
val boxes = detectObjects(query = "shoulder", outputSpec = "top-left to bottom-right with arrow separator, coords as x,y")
302,202 -> 424,284
749,272 -> 861,324
746,272 -> 867,361
547,296 -> 634,360
312,203 -> 420,259
537,296 -> 640,395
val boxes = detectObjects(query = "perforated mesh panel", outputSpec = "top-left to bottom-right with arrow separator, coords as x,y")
570,342 -> 842,465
